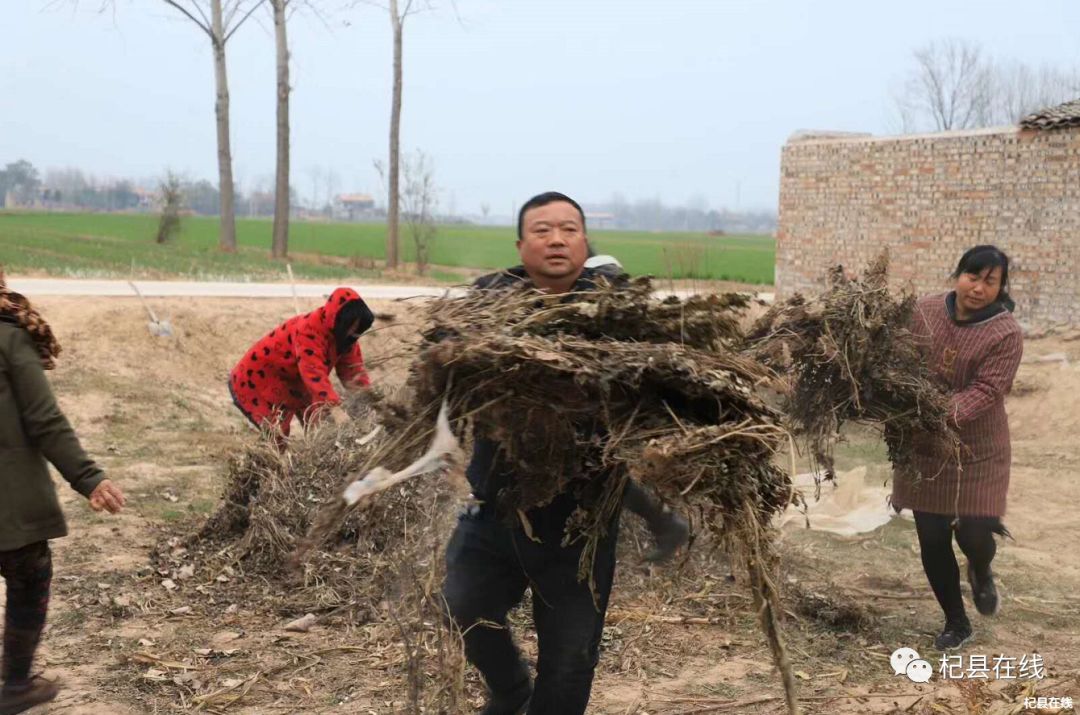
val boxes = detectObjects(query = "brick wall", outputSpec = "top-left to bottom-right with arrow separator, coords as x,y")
777,126 -> 1080,326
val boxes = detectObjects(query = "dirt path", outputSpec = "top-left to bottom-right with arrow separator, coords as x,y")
3,298 -> 1077,714
6,276 -> 775,302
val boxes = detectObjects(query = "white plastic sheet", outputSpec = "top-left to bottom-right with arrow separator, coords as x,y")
342,400 -> 460,506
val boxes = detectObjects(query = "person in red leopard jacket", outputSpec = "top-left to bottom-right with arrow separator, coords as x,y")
229,287 -> 373,443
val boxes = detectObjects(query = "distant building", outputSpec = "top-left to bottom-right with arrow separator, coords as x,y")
584,211 -> 615,230
132,186 -> 157,210
333,193 -> 376,221
3,187 -> 52,210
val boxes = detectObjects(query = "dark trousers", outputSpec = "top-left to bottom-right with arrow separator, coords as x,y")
0,541 -> 52,687
443,506 -> 619,715
913,511 -> 1005,622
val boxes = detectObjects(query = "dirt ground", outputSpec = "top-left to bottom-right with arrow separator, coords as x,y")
4,295 -> 1078,714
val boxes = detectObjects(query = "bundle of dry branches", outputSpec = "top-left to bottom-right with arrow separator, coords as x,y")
410,278 -> 791,538
745,251 -> 960,482
408,276 -> 802,714
423,275 -> 748,349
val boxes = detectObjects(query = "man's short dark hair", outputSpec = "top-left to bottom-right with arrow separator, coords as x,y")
517,191 -> 587,240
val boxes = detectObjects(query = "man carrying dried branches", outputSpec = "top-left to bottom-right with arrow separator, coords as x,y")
891,246 -> 1023,651
442,192 -> 688,715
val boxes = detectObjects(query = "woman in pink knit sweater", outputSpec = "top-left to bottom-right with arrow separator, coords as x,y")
891,245 -> 1024,651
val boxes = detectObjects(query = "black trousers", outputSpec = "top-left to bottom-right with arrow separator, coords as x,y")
913,511 -> 1006,622
442,505 -> 619,715
0,541 -> 52,687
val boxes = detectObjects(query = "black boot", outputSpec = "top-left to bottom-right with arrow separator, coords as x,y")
644,507 -> 690,563
480,679 -> 531,715
622,480 -> 690,563
967,562 -> 1000,616
0,676 -> 60,715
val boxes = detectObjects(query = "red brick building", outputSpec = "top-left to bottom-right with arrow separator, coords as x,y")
777,98 -> 1080,325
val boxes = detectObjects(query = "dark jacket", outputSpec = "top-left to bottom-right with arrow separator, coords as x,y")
0,321 -> 104,551
471,264 -> 624,292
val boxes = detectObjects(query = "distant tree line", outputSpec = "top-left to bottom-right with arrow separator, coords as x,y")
0,160 -> 42,207
0,159 -> 301,218
5,156 -> 776,234
590,194 -> 776,234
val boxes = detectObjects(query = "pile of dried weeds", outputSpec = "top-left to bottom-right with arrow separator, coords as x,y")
181,390 -> 468,712
194,392 -> 444,570
745,252 -> 960,483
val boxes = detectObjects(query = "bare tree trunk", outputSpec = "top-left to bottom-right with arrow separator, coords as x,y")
211,0 -> 238,252
386,0 -> 403,270
271,0 -> 290,259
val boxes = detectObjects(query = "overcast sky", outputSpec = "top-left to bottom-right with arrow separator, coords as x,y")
3,0 -> 1079,215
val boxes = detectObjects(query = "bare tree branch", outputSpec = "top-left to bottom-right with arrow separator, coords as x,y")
190,0 -> 213,29
400,150 -> 438,275
224,0 -> 264,42
351,0 -> 389,11
446,0 -> 464,29
894,38 -> 1080,132
46,0 -> 112,14
223,0 -> 240,26
161,0 -> 214,38
350,0 -> 433,20
895,38 -> 993,132
991,61 -> 1080,124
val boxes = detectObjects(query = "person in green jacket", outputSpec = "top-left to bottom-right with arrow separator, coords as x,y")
0,276 -> 125,715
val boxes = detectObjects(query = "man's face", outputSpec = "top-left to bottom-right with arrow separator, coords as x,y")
517,201 -> 588,281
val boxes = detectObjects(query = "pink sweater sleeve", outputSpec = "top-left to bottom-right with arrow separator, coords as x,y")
950,330 -> 1023,426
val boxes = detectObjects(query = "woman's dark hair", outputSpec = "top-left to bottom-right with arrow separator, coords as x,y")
516,191 -> 586,240
333,298 -> 374,354
951,244 -> 1011,304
